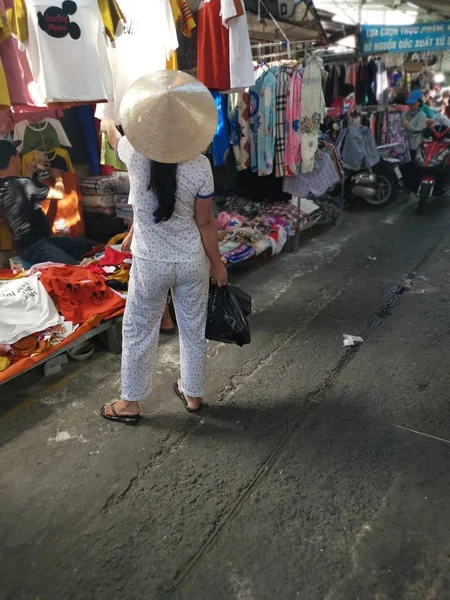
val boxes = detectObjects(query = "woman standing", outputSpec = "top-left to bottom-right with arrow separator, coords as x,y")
100,71 -> 227,423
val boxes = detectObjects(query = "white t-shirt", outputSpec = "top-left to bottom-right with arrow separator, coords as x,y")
117,137 -> 214,263
11,0 -> 123,103
0,276 -> 62,345
222,0 -> 255,91
96,0 -> 178,123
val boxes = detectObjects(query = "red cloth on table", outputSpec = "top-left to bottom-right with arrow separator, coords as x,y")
39,265 -> 125,325
98,246 -> 132,267
197,0 -> 230,91
86,264 -> 107,276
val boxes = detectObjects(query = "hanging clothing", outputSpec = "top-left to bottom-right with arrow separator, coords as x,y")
355,62 -> 366,106
40,172 -> 85,237
211,91 -> 229,167
0,276 -> 62,345
13,118 -> 71,154
100,132 -> 127,171
197,0 -> 230,91
238,91 -> 251,171
249,71 -> 264,173
385,110 -> 411,164
274,66 -> 291,178
300,56 -> 326,174
376,60 -> 389,106
169,0 -> 195,38
0,56 -> 10,110
75,105 -> 101,175
197,0 -> 254,92
0,8 -> 11,110
257,68 -> 277,176
228,93 -> 241,167
165,0 -> 196,70
222,0 -> 254,90
96,0 -> 178,123
367,59 -> 377,105
121,255 -> 209,401
21,147 -> 74,181
10,0 -> 124,104
336,125 -> 380,170
284,68 -> 302,177
283,148 -> 340,199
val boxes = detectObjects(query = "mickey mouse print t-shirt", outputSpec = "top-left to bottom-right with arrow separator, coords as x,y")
10,0 -> 124,103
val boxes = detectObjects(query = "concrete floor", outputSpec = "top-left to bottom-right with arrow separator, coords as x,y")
2,198 -> 450,600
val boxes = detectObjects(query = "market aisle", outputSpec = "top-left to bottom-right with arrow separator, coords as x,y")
2,200 -> 450,600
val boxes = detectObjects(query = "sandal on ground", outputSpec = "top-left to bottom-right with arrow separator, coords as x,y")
173,382 -> 201,413
100,403 -> 141,425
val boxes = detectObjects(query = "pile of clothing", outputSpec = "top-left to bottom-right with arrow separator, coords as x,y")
0,262 -> 126,377
215,198 -> 315,263
80,244 -> 132,293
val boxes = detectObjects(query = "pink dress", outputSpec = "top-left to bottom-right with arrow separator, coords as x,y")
284,68 -> 302,177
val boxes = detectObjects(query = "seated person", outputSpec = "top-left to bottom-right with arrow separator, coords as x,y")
0,140 -> 94,266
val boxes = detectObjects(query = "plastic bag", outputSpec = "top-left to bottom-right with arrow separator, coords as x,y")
206,284 -> 252,347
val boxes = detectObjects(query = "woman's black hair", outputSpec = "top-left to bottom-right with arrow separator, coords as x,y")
149,160 -> 178,223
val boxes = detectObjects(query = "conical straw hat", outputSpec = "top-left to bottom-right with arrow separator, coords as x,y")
120,70 -> 218,164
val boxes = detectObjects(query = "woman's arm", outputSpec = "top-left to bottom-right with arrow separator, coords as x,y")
100,118 -> 122,150
195,198 -> 228,287
121,223 -> 134,252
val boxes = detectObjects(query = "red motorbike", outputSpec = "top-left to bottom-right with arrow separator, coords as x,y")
415,124 -> 450,214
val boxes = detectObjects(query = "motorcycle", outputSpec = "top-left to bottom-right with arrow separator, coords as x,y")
415,124 -> 450,214
342,143 -> 402,208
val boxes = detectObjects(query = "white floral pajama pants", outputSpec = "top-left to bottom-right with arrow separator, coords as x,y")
121,256 -> 210,402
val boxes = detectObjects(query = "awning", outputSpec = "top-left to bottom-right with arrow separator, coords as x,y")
185,1 -> 355,45
244,0 -> 356,44
408,1 -> 450,20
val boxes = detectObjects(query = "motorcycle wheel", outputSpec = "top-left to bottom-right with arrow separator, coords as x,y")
364,165 -> 396,208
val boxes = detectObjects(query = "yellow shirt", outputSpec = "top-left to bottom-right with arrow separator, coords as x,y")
166,0 -> 196,70
22,148 -> 74,179
0,10 -> 11,109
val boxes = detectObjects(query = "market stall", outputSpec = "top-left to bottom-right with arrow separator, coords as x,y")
0,0 -> 343,384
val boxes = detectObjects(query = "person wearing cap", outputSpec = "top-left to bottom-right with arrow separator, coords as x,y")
100,70 -> 228,423
401,91 -> 427,202
0,139 -> 94,265
402,90 -> 427,159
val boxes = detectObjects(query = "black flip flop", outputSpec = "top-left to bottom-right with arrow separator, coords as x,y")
173,382 -> 202,413
100,403 -> 141,425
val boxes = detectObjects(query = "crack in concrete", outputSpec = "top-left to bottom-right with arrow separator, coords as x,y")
167,230 -> 450,595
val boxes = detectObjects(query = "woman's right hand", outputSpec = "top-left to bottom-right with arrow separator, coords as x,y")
211,263 -> 228,287
121,233 -> 132,252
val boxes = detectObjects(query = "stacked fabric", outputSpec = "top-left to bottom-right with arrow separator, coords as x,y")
115,197 -> 134,226
80,175 -> 130,218
215,199 -> 308,264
